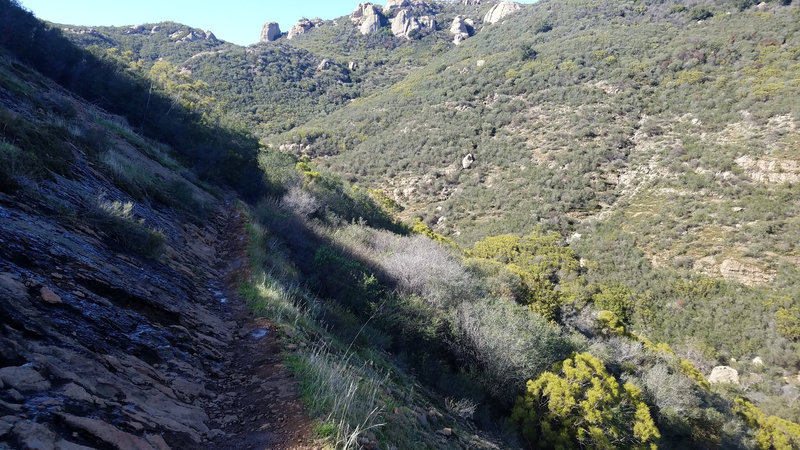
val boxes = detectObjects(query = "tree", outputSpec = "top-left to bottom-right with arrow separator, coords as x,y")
511,352 -> 660,449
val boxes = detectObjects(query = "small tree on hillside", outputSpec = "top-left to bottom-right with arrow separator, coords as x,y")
511,352 -> 660,449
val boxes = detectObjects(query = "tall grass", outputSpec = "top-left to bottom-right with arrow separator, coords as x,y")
239,214 -> 389,448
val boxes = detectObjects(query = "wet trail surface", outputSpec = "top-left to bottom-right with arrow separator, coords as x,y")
201,208 -> 316,450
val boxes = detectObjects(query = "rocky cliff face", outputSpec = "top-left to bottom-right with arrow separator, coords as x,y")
260,22 -> 281,42
450,16 -> 473,45
391,9 -> 436,39
351,3 -> 386,35
287,18 -> 322,40
483,1 -> 522,24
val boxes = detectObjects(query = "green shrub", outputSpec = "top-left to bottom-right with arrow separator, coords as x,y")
734,399 -> 800,449
776,307 -> 800,341
91,200 -> 165,259
688,7 -> 713,21
592,284 -> 633,323
511,352 -> 660,449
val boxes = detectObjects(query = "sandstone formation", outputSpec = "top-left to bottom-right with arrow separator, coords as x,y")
384,0 -> 411,12
260,22 -> 281,42
450,16 -> 471,45
352,3 -> 386,35
708,366 -> 740,385
287,19 -> 318,40
169,29 -> 217,42
391,9 -> 436,39
483,1 -> 522,24
719,258 -> 773,286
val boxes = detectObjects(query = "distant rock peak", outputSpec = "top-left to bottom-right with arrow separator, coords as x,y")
391,9 -> 436,40
260,22 -> 281,42
483,1 -> 522,24
352,3 -> 387,35
287,18 -> 322,40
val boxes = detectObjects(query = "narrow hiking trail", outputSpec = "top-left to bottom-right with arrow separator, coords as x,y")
202,206 -> 317,449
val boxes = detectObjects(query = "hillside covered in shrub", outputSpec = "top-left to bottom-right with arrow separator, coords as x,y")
4,0 -> 800,448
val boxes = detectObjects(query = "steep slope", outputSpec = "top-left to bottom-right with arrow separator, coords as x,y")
0,49 -> 315,447
263,0 -> 800,426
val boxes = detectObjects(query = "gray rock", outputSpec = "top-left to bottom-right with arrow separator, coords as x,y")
59,413 -> 155,449
5,389 -> 24,403
0,415 -> 19,438
260,22 -> 281,42
63,383 -> 93,403
0,366 -> 51,393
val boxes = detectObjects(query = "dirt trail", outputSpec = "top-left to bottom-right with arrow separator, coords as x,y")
202,206 -> 317,450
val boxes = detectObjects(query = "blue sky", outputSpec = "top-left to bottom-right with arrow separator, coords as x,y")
19,0 -> 536,46
17,0 -> 379,46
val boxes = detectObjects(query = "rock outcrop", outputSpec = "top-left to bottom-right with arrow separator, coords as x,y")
391,9 -> 436,39
483,1 -> 522,24
450,16 -> 471,45
260,22 -> 281,42
169,29 -> 217,42
384,0 -> 411,12
352,3 -> 386,35
462,153 -> 475,169
719,258 -> 773,286
287,19 -> 319,40
708,366 -> 740,385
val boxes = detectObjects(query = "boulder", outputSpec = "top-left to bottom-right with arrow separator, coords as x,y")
0,272 -> 27,299
317,59 -> 331,71
59,413 -> 155,449
483,1 -> 522,24
40,286 -> 61,304
287,19 -> 315,40
462,153 -> 474,169
752,356 -> 764,367
391,9 -> 435,39
384,0 -> 410,12
260,22 -> 281,42
352,3 -> 386,35
450,16 -> 471,45
0,365 -> 51,392
708,366 -> 739,385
